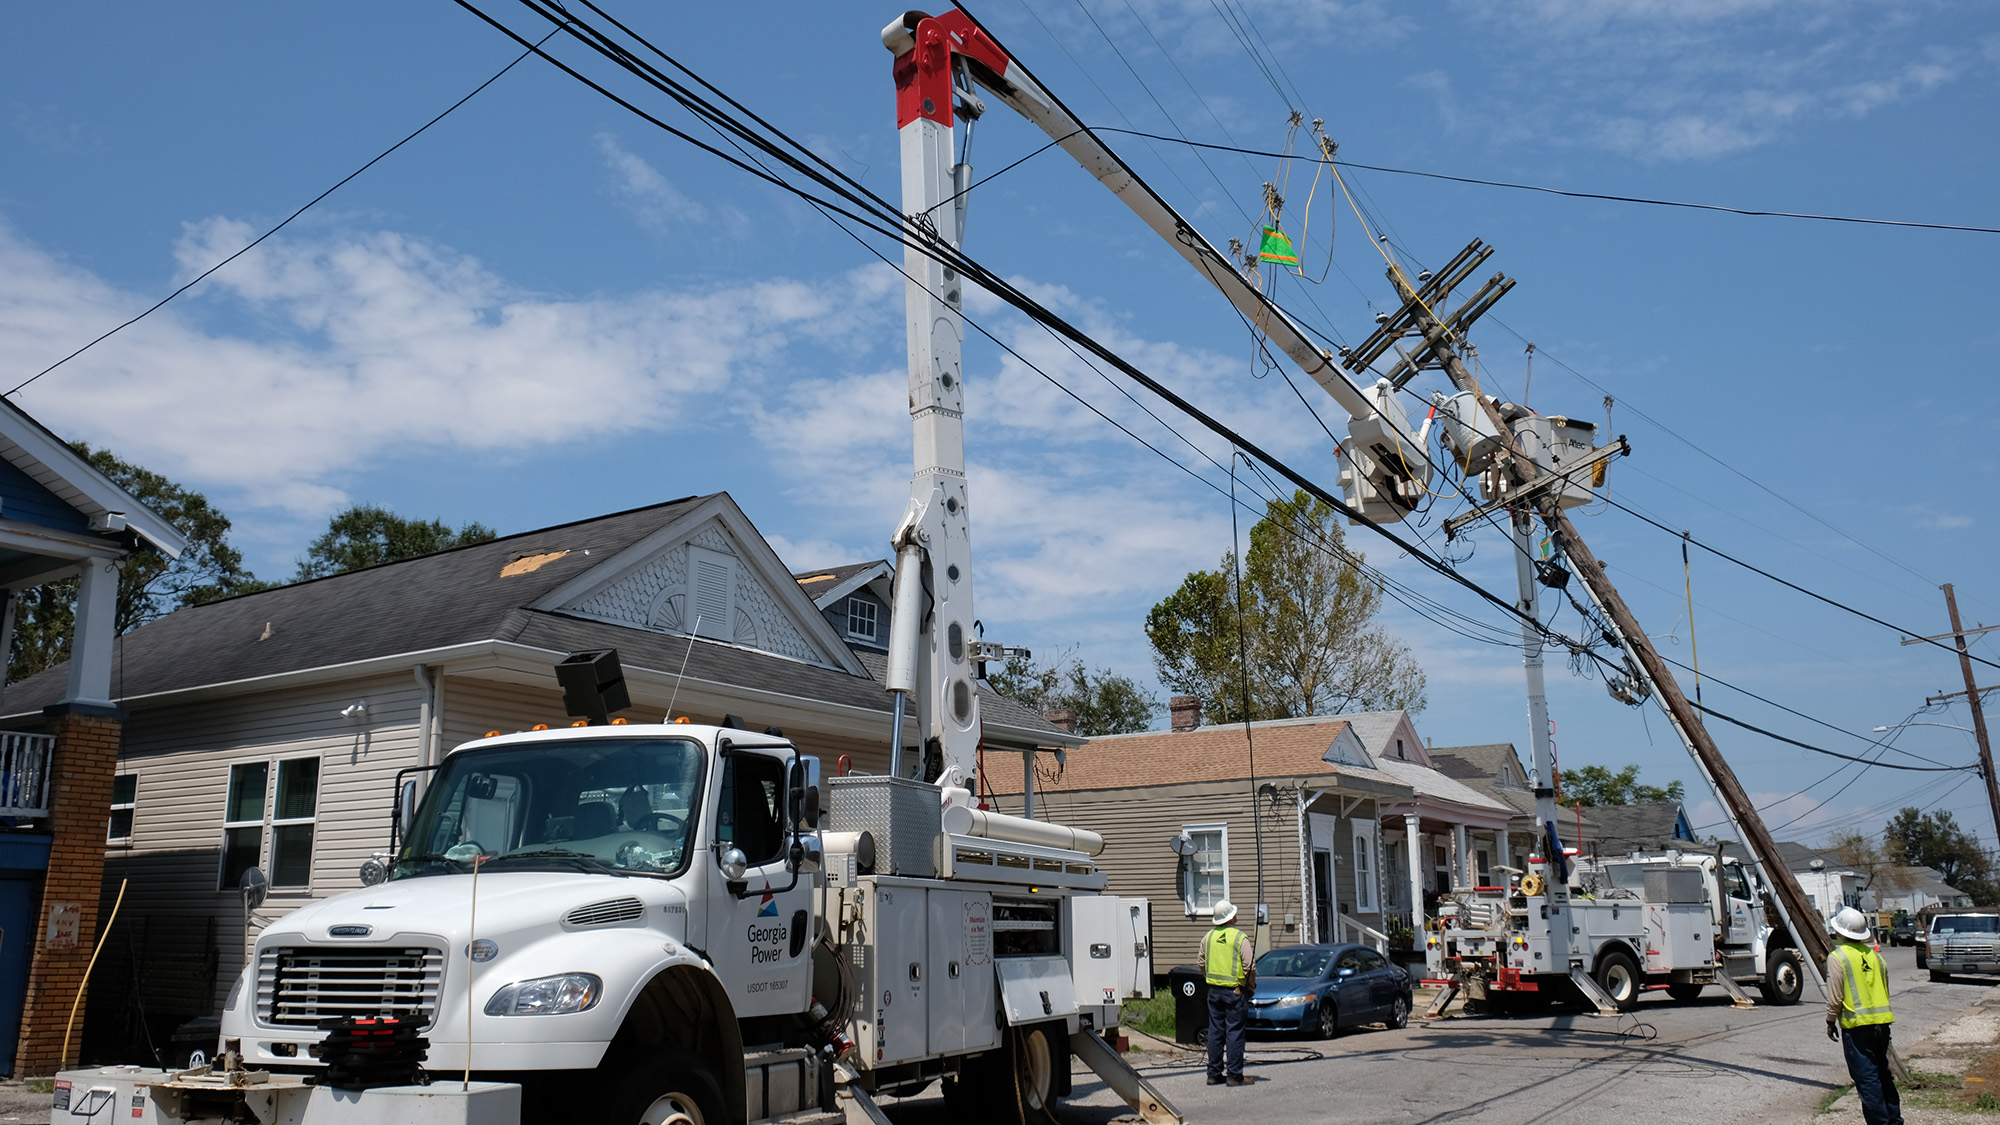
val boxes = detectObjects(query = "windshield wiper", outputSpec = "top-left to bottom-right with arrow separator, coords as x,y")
483,848 -> 620,874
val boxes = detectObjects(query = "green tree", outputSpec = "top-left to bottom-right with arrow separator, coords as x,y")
1885,807 -> 1995,899
295,505 -> 497,580
10,443 -> 266,682
1144,489 -> 1425,723
1558,764 -> 1686,806
987,647 -> 1158,736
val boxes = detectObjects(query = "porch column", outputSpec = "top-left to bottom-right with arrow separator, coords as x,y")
1404,813 -> 1423,931
1496,828 -> 1510,878
1453,823 -> 1470,889
1021,752 -> 1035,820
16,704 -> 122,1074
65,558 -> 118,707
0,589 -> 15,715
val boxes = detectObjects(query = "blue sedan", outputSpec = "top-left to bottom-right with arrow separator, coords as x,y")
1246,943 -> 1413,1038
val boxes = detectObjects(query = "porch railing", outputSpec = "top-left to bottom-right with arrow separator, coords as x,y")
1337,912 -> 1390,953
0,732 -> 55,817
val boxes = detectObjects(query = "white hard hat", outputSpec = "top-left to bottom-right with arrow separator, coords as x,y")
1211,900 -> 1238,927
1830,907 -> 1872,941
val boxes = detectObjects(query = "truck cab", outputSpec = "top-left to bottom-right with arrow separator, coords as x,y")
220,722 -> 822,1122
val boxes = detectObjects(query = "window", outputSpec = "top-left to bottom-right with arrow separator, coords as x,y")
108,774 -> 137,844
718,753 -> 788,866
1353,827 -> 1377,912
846,598 -> 879,641
1180,825 -> 1227,915
1476,849 -> 1491,887
220,758 -> 320,891
1356,949 -> 1387,972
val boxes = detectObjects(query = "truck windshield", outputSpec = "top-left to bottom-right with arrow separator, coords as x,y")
395,737 -> 704,880
1934,916 -> 2000,934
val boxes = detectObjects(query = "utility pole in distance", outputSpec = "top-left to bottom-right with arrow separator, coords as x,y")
1902,585 -> 2000,847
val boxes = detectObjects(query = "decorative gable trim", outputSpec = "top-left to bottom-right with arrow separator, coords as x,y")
532,494 -> 866,676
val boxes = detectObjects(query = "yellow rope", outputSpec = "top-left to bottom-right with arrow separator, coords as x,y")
61,877 -> 128,1070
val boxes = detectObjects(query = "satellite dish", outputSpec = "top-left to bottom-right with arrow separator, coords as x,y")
1169,831 -> 1197,856
1809,858 -> 1826,871
239,867 -> 269,912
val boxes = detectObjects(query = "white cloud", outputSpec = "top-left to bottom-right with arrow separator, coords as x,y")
0,217 -> 897,516
594,132 -> 743,236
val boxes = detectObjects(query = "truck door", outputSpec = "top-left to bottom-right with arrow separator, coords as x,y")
1720,862 -> 1756,949
707,747 -> 815,1018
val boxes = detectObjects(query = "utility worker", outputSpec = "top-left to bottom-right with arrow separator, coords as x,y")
1826,906 -> 1902,1125
1200,900 -> 1255,1087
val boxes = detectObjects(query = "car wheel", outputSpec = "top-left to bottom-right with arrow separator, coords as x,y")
1759,948 -> 1804,1006
602,1048 -> 727,1125
1386,993 -> 1410,1030
1594,950 -> 1641,1012
1313,1000 -> 1338,1039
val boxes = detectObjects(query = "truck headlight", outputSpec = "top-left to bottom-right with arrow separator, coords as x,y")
484,973 -> 602,1016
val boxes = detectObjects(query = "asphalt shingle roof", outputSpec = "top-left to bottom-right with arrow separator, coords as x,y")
985,717 -> 1402,795
1585,801 -> 1693,848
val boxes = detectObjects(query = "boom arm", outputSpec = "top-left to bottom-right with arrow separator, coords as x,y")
881,10 -> 1431,523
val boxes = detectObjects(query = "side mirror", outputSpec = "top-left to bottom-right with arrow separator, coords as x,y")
1337,966 -> 1355,977
358,854 -> 389,886
719,846 -> 749,883
802,785 -> 821,830
239,867 -> 269,913
398,780 -> 419,841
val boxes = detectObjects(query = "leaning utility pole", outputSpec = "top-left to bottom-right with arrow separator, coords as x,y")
1371,258 -> 1835,980
1904,585 -> 2000,847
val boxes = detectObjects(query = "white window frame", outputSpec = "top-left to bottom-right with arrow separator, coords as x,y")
846,597 -> 879,642
108,773 -> 137,845
1353,825 -> 1377,913
219,756 -> 321,892
1181,823 -> 1229,917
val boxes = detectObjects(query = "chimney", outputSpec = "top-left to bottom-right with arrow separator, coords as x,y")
1045,708 -> 1078,734
1170,695 -> 1203,732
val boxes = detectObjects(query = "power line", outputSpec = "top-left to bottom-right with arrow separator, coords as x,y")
466,0 -> 1936,801
6,24 -> 566,397
1090,128 -> 2000,237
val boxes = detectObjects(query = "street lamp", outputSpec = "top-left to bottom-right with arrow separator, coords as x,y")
1873,722 -> 1975,734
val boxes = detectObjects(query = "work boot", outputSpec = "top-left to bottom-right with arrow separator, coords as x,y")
1207,1075 -> 1224,1085
1227,1076 -> 1246,1087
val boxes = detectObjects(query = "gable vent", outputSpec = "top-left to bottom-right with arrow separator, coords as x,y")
564,897 -> 646,927
687,545 -> 735,640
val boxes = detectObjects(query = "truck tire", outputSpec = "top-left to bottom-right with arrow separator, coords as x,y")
1004,1025 -> 1061,1125
1759,948 -> 1804,1006
1594,950 -> 1641,1012
603,1047 -> 727,1125
1665,983 -> 1704,1003
1931,969 -> 1952,983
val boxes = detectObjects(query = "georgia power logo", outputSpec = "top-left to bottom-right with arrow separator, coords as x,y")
757,889 -> 779,918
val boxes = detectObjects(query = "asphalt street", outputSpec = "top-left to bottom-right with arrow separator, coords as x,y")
882,945 -> 1979,1125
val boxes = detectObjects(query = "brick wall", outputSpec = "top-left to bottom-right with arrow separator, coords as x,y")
15,709 -> 120,1076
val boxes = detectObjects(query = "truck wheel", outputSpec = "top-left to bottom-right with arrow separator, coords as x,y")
603,1048 -> 727,1125
1931,969 -> 1952,983
1665,983 -> 1704,1003
1759,949 -> 1804,1006
1594,950 -> 1641,1012
1006,1025 -> 1060,1125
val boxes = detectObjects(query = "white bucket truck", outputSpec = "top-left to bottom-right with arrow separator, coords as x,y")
1426,848 -> 1807,1016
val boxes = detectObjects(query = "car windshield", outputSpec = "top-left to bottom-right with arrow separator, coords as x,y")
1256,948 -> 1332,978
1934,915 -> 2000,934
395,737 -> 705,880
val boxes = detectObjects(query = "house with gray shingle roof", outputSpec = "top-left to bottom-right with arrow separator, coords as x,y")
7,491 -> 1077,1063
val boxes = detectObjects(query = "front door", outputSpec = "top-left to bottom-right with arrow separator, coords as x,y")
1312,853 -> 1333,941
0,877 -> 34,1074
707,748 -> 814,1018
1720,862 -> 1756,949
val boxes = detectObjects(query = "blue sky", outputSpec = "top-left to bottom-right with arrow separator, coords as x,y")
4,2 -> 1998,851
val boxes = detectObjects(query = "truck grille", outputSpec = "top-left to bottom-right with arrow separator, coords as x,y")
258,946 -> 444,1029
1944,942 -> 1995,958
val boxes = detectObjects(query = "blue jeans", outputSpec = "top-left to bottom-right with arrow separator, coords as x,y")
1842,1024 -> 1903,1125
1206,986 -> 1246,1079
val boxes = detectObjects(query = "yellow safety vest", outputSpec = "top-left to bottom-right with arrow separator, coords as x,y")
1205,926 -> 1247,986
1832,942 -> 1894,1029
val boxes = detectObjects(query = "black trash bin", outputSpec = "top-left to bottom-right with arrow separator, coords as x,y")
1167,964 -> 1209,1046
